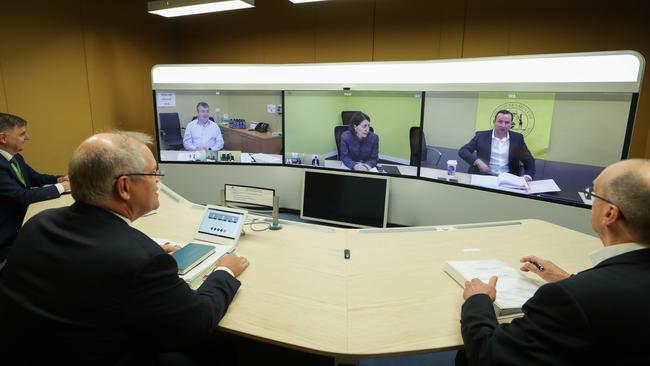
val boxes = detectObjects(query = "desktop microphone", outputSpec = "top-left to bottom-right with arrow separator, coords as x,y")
219,189 -> 226,206
270,195 -> 282,230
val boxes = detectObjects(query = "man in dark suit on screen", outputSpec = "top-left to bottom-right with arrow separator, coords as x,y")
458,109 -> 535,180
0,112 -> 70,268
457,159 -> 650,365
0,131 -> 249,365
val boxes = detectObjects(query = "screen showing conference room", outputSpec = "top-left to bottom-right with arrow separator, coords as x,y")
154,89 -> 283,164
284,90 -> 423,177
420,91 -> 634,204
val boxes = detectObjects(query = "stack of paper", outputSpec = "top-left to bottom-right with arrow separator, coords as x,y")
445,259 -> 540,317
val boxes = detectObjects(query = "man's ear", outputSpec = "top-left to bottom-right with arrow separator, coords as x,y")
114,176 -> 131,201
602,204 -> 621,226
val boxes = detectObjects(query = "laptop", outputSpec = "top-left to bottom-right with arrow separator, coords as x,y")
193,205 -> 248,249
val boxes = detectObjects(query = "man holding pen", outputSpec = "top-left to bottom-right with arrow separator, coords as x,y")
457,159 -> 650,366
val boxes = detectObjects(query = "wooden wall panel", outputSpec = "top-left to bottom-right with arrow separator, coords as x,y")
373,0 -> 443,61
314,0 -> 375,62
0,63 -> 7,112
0,0 -> 93,173
462,0 -> 510,57
82,1 -> 178,137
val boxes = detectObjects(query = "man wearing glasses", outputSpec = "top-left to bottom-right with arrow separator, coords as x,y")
457,159 -> 650,365
0,132 -> 249,365
0,113 -> 71,269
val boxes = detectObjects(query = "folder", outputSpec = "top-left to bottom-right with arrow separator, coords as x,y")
171,243 -> 216,275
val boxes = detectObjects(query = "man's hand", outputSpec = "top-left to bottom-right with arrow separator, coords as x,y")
160,243 -> 181,254
463,276 -> 498,301
353,163 -> 369,171
475,159 -> 491,174
57,175 -> 69,183
218,254 -> 249,277
60,180 -> 71,192
520,255 -> 570,283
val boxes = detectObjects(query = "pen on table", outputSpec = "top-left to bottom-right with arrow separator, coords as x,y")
529,261 -> 544,271
249,153 -> 256,163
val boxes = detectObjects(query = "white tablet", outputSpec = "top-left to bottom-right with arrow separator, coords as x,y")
194,205 -> 248,246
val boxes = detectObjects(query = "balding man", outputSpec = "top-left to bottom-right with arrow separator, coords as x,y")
457,159 -> 650,365
0,132 -> 248,365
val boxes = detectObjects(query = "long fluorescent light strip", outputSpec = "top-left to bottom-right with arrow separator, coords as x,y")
152,53 -> 642,86
290,0 -> 330,3
148,1 -> 254,17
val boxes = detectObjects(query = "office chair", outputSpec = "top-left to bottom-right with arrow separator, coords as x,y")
341,111 -> 361,125
409,126 -> 442,167
334,125 -> 348,159
158,113 -> 184,150
190,116 -> 215,122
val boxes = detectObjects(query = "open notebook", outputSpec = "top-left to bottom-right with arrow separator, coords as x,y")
445,259 -> 541,317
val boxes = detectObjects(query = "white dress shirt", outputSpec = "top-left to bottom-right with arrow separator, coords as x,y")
488,131 -> 510,175
589,242 -> 648,266
183,119 -> 224,151
0,149 -> 64,194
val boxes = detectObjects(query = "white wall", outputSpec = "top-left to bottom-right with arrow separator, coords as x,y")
160,163 -> 596,236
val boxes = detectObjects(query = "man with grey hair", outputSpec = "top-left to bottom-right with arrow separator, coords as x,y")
0,112 -> 70,267
457,159 -> 650,365
0,131 -> 249,365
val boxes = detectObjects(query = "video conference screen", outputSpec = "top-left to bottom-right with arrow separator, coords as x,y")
420,91 -> 634,205
152,88 -> 636,207
154,89 -> 283,164
283,90 -> 423,177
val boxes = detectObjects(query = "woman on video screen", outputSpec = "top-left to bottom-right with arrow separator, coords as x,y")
340,112 -> 379,171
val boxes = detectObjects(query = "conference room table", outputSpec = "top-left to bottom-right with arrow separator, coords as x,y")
24,184 -> 602,362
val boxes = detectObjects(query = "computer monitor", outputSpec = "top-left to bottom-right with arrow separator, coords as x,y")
300,169 -> 390,228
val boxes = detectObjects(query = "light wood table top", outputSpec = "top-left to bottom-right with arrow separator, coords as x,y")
24,185 -> 602,357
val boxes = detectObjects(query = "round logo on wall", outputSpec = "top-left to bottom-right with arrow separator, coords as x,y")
489,102 -> 535,137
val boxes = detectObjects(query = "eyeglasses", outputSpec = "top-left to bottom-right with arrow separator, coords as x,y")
115,169 -> 165,180
583,186 -> 624,217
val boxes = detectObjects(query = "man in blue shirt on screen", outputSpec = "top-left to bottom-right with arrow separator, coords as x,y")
183,101 -> 224,152
457,159 -> 650,365
458,109 -> 535,181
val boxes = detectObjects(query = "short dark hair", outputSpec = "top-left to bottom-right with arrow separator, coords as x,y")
0,113 -> 27,133
348,112 -> 371,132
493,110 -> 514,122
196,102 -> 209,111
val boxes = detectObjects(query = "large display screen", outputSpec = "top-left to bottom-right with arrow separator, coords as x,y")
420,91 -> 635,205
154,89 -> 283,164
284,90 -> 423,177
301,170 -> 390,228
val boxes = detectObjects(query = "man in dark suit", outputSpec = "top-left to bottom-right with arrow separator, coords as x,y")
0,131 -> 249,365
457,159 -> 650,365
458,109 -> 535,180
0,112 -> 70,266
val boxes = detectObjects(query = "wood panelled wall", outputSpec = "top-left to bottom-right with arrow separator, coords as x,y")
0,0 -> 176,173
0,0 -> 649,174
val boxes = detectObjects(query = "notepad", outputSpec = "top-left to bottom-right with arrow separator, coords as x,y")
444,259 -> 540,317
171,243 -> 216,275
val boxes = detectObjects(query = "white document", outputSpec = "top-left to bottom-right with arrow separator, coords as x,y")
527,179 -> 561,194
445,259 -> 540,316
497,173 -> 527,190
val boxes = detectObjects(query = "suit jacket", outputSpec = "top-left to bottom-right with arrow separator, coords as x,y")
0,153 -> 60,251
458,130 -> 535,178
0,202 -> 241,365
458,248 -> 650,366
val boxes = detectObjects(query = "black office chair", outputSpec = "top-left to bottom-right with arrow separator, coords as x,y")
341,111 -> 361,124
158,113 -> 184,150
334,125 -> 348,159
190,116 -> 215,122
409,126 -> 442,167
